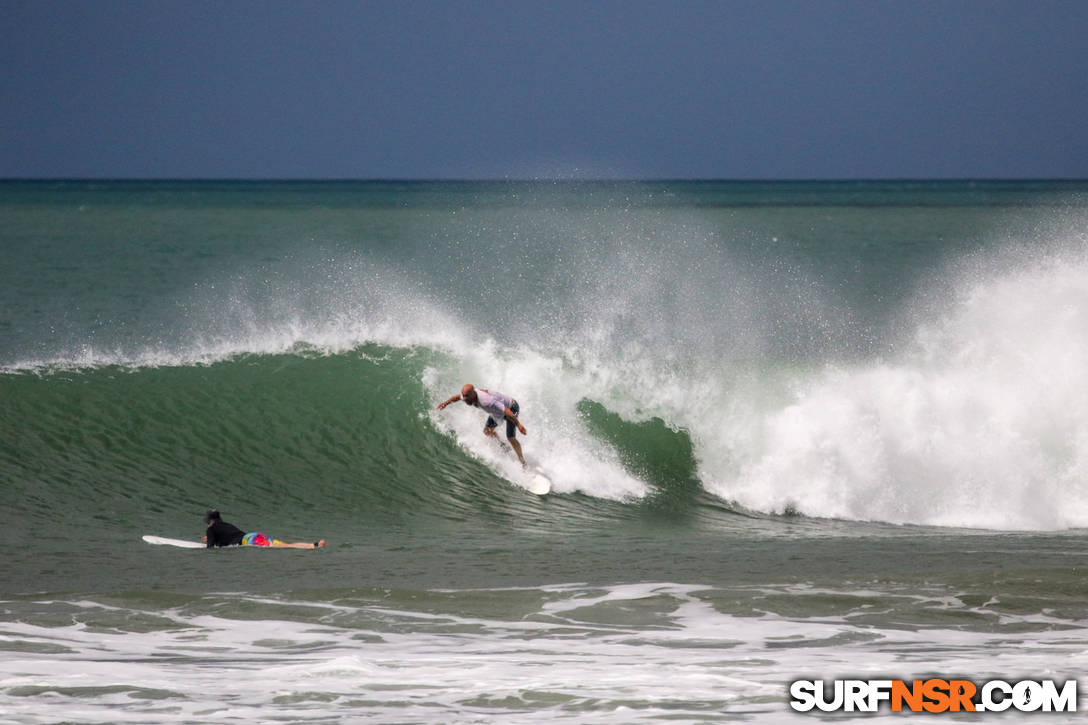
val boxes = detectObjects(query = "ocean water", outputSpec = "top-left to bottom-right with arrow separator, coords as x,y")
2,179 -> 1088,723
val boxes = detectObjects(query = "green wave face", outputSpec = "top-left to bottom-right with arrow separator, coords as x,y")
3,347 -> 742,547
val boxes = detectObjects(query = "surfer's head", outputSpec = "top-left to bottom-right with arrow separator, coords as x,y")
461,383 -> 477,404
204,509 -> 221,524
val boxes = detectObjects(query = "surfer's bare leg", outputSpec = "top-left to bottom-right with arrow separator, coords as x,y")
508,436 -> 526,467
271,540 -> 327,549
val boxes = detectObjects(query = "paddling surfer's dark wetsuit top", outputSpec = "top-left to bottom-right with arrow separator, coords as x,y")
205,518 -> 245,548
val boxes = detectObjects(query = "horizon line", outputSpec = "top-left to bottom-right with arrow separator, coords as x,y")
2,176 -> 1087,184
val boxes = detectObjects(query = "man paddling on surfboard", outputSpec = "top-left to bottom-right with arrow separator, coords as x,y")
437,383 -> 528,466
203,509 -> 326,549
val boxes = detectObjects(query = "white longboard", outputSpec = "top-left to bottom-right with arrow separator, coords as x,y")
143,535 -> 204,549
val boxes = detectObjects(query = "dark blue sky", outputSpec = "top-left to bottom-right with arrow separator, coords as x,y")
2,0 -> 1086,179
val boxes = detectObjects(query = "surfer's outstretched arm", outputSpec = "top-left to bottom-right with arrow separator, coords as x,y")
439,383 -> 481,410
436,394 -> 462,410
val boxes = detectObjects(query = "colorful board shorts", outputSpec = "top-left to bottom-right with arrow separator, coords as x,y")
241,532 -> 285,547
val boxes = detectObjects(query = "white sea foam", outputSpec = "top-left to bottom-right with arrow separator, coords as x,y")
692,245 -> 1088,529
421,235 -> 1088,529
2,584 -> 1086,724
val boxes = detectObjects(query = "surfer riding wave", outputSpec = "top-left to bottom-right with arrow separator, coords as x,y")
437,384 -> 528,466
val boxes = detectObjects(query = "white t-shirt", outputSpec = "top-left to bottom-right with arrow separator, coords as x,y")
474,389 -> 514,421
